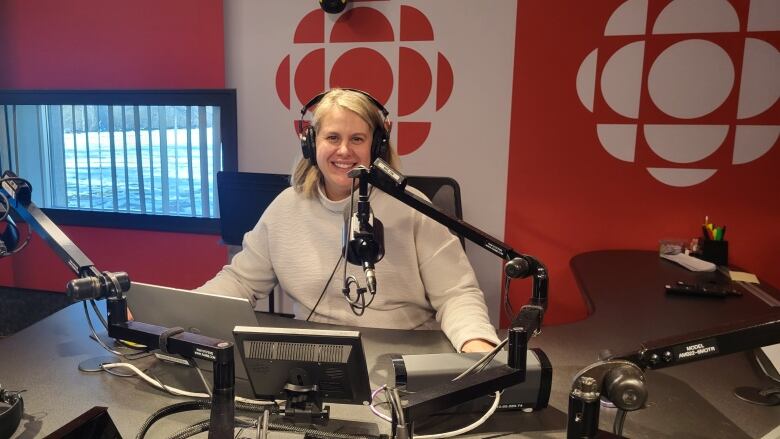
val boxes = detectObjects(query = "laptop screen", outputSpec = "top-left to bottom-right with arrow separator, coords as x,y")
125,282 -> 259,379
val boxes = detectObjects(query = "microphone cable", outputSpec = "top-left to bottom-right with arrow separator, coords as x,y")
306,176 -> 377,322
341,180 -> 377,316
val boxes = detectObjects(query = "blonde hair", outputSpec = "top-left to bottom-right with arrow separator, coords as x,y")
291,89 -> 401,198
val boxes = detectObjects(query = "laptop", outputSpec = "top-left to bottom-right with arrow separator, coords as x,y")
125,282 -> 259,380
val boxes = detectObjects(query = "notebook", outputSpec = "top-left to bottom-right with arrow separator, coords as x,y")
125,282 -> 259,379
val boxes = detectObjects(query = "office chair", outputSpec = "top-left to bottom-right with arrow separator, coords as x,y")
217,171 -> 291,314
405,175 -> 466,249
216,172 -> 464,313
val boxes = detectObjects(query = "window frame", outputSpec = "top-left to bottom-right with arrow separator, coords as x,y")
0,89 -> 238,234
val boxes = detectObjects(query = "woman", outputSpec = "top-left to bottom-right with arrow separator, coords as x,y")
199,89 -> 498,352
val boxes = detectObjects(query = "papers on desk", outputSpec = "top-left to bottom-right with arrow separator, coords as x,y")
660,253 -> 716,272
728,270 -> 760,284
760,343 -> 780,381
758,424 -> 780,439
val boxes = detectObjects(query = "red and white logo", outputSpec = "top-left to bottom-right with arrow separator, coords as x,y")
227,0 -> 518,322
274,4 -> 454,156
576,0 -> 780,187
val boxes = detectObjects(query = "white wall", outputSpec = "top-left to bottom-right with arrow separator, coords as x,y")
224,0 -> 517,325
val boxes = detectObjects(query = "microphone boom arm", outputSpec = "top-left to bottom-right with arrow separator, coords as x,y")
0,170 -> 236,438
1,172 -> 103,282
360,159 -> 549,333
351,160 -> 550,438
566,313 -> 780,438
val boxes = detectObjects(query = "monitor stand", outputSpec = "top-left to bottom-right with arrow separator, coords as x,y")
272,383 -> 385,438
282,383 -> 329,425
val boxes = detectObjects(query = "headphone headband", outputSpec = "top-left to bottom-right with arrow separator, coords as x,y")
298,88 -> 390,167
299,88 -> 389,122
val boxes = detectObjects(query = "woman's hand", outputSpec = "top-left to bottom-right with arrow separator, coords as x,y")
461,339 -> 496,353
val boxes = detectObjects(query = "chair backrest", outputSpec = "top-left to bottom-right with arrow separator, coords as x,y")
216,171 -> 290,246
405,175 -> 465,249
217,171 -> 291,314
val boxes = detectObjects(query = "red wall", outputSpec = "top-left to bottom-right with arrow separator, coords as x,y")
0,0 -> 225,89
2,0 -> 776,326
505,1 -> 779,325
0,0 -> 228,292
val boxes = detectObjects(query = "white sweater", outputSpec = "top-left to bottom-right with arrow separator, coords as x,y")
198,185 -> 499,351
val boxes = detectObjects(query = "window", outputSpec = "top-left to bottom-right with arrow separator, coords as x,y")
0,90 -> 237,233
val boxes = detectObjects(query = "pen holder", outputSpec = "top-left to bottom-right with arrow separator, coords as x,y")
699,239 -> 728,266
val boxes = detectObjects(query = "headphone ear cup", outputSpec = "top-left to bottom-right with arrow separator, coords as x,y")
371,127 -> 389,163
302,126 -> 318,167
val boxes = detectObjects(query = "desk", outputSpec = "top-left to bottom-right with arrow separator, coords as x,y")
559,250 -> 780,438
1,250 -> 779,438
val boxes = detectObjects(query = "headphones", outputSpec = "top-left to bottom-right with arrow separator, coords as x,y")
0,386 -> 23,439
298,88 -> 390,167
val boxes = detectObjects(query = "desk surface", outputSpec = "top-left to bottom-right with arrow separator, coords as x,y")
561,250 -> 780,438
1,249 -> 779,438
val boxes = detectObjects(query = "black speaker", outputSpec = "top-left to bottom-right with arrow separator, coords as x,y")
298,88 -> 389,167
0,386 -> 23,439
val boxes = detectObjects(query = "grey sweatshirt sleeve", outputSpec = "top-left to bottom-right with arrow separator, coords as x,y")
197,216 -> 277,302
414,213 -> 500,351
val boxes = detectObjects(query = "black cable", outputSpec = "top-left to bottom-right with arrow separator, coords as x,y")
166,419 -> 210,439
503,275 -> 515,322
2,223 -> 32,256
135,400 -> 211,439
613,408 -> 627,436
139,401 -> 271,438
453,338 -> 509,381
305,253 -> 344,322
0,192 -> 9,223
142,399 -> 383,439
169,418 -> 258,439
342,276 -> 377,316
340,180 -> 378,316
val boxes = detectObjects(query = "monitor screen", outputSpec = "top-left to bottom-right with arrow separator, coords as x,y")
233,326 -> 372,405
216,171 -> 290,246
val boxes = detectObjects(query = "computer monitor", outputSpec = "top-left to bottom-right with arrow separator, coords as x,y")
216,171 -> 290,246
233,326 -> 372,406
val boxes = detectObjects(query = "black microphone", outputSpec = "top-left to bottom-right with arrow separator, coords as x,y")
342,199 -> 384,295
0,216 -> 19,257
66,271 -> 131,302
342,173 -> 384,295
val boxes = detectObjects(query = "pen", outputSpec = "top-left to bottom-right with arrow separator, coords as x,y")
720,225 -> 726,240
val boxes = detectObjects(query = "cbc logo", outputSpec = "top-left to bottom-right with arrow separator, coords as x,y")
576,0 -> 780,187
274,4 -> 455,156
